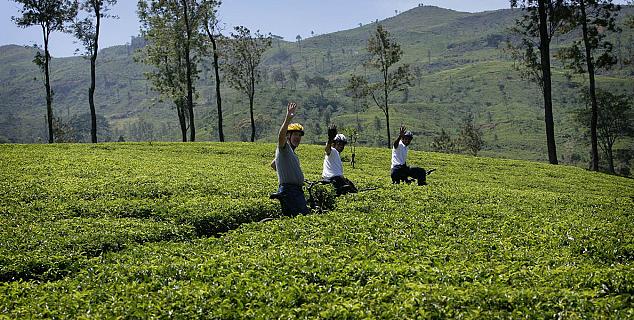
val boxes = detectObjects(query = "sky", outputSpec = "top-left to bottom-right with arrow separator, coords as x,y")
0,0 -> 629,57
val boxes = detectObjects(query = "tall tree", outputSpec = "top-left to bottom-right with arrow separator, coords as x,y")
557,0 -> 620,171
223,26 -> 271,142
354,24 -> 413,147
138,0 -> 200,142
576,89 -> 632,174
200,0 -> 224,142
509,0 -> 571,164
179,0 -> 199,142
72,0 -> 118,143
11,0 -> 78,143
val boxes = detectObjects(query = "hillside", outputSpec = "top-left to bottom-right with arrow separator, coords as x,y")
0,5 -> 633,169
0,142 -> 633,317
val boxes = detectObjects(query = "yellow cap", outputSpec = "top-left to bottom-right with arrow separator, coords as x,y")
287,123 -> 304,133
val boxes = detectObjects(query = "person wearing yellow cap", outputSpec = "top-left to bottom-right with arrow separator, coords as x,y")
322,124 -> 357,195
270,102 -> 309,216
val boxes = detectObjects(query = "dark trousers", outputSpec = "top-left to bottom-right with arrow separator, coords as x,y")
391,164 -> 427,185
278,184 -> 309,216
327,176 -> 358,196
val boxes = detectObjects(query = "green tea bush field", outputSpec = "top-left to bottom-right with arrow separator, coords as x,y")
0,142 -> 632,318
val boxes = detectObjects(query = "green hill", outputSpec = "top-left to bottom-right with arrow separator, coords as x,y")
1,5 -> 633,170
0,142 -> 632,317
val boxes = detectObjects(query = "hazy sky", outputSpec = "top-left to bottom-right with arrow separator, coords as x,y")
0,0 -> 629,57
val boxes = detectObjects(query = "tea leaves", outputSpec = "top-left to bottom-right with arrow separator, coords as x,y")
0,142 -> 632,318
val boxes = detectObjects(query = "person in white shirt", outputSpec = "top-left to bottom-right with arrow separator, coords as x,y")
391,126 -> 427,185
322,125 -> 357,195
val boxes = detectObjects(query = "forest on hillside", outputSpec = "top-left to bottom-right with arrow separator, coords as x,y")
1,1 -> 633,175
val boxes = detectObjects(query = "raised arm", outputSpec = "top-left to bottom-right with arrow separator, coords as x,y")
324,124 -> 337,155
393,126 -> 406,149
278,102 -> 297,148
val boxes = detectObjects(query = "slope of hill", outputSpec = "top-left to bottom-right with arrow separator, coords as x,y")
0,6 -> 632,170
0,142 -> 632,317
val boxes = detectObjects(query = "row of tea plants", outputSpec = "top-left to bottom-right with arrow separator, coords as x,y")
1,142 -> 632,318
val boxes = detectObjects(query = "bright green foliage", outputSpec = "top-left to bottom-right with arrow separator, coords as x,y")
0,143 -> 280,282
0,142 -> 633,318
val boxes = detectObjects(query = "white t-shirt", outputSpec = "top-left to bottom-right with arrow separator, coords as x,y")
322,147 -> 344,179
391,141 -> 408,168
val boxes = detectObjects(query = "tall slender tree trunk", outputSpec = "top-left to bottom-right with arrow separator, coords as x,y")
185,59 -> 195,142
383,63 -> 391,148
210,34 -> 224,142
249,80 -> 256,142
384,89 -> 391,148
183,0 -> 195,142
538,0 -> 558,164
43,27 -> 54,143
177,98 -> 187,142
89,5 -> 100,143
579,0 -> 599,171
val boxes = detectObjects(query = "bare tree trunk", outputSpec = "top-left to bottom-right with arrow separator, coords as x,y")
43,28 -> 54,143
383,62 -> 391,148
579,0 -> 599,171
89,5 -> 100,143
384,91 -> 391,149
177,99 -> 187,142
538,0 -> 558,164
248,64 -> 257,142
209,34 -> 224,142
183,0 -> 195,142
249,91 -> 256,142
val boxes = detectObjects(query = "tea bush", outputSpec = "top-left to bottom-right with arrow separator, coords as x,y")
0,142 -> 632,318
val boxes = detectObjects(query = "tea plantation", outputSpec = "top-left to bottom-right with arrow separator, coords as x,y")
1,142 -> 633,318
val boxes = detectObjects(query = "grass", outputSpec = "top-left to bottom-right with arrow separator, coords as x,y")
0,142 -> 633,318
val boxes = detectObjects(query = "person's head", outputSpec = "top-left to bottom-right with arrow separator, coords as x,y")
402,131 -> 413,146
333,133 -> 347,153
286,123 -> 304,149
